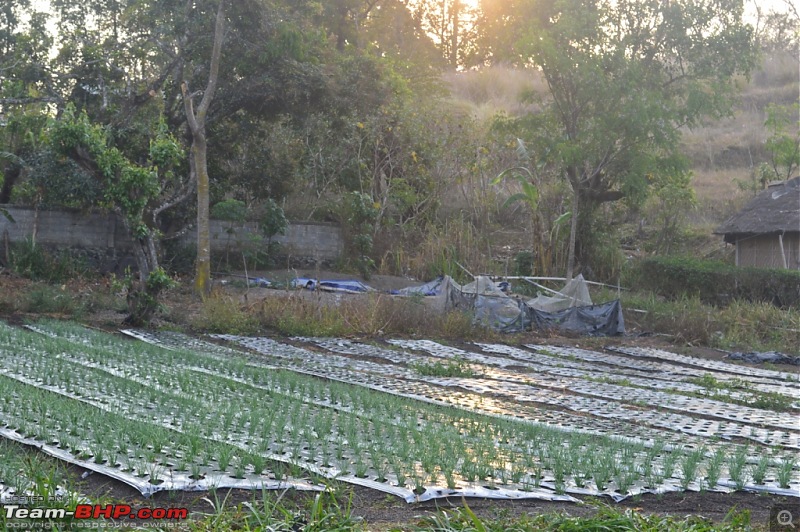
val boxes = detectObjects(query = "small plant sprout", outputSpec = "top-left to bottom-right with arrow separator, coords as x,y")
190,462 -> 204,480
146,463 -> 164,485
249,453 -> 266,476
704,447 -> 726,489
592,452 -> 615,491
777,454 -> 797,489
233,455 -> 248,479
751,453 -> 771,485
122,453 -> 137,472
680,446 -> 705,490
728,446 -> 749,490
661,449 -> 679,480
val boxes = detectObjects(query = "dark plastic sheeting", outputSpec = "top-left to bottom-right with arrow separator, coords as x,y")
727,351 -> 800,365
529,299 -> 626,336
396,275 -> 625,336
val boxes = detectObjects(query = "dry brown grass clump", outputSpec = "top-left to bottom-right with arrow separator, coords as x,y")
255,291 -> 488,340
195,289 -> 493,340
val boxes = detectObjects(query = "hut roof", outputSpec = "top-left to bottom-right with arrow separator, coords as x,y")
714,177 -> 800,240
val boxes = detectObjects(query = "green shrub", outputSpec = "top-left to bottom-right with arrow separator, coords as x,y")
632,257 -> 800,308
22,285 -> 85,317
10,239 -> 87,283
622,291 -> 800,352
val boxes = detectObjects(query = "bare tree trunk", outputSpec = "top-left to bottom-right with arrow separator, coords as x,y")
566,187 -> 579,280
193,134 -> 211,295
183,0 -> 226,296
450,0 -> 460,67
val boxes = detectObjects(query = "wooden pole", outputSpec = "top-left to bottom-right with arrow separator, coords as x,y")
778,233 -> 788,269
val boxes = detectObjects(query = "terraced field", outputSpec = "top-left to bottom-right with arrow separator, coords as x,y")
1,320 -> 797,510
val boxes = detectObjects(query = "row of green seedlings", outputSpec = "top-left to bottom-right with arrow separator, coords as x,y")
0,340 -> 217,430
0,374 -> 292,486
0,339 -> 452,493
0,329 -> 447,489
30,357 -> 792,494
7,322 -> 800,496
6,329 -> 582,493
0,332 -> 348,467
165,350 -> 800,492
0,358 -> 328,485
9,322 -> 800,495
225,332 -> 800,458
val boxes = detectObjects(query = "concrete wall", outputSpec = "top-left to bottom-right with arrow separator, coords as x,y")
0,206 -> 126,249
736,233 -> 800,270
0,205 -> 343,267
179,219 -> 344,262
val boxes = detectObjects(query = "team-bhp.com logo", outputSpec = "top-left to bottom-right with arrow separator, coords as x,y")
5,503 -> 188,524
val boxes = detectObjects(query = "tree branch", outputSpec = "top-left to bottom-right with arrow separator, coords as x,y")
196,0 -> 227,120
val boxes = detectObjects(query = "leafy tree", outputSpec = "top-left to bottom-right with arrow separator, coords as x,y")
402,0 -> 478,68
360,0 -> 444,68
493,0 -> 756,277
0,2 -> 57,203
48,106 -> 183,325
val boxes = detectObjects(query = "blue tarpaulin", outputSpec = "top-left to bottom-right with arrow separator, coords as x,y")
291,278 -> 373,293
394,276 -> 445,296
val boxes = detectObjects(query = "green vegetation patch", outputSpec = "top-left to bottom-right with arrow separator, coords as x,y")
632,257 -> 800,308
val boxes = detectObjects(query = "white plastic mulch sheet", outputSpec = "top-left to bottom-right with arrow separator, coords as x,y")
209,334 -> 799,500
221,335 -> 705,449
120,331 -> 581,503
386,339 -> 800,449
17,324 -> 576,503
605,345 -> 798,380
5,322 -> 797,504
0,427 -> 317,498
484,342 -> 800,401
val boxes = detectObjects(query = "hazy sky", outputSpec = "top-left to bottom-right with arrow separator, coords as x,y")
24,0 -> 798,35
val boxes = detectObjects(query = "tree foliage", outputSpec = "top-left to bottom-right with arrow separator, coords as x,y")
0,0 -> 765,290
47,105 -> 182,324
492,0 -> 756,276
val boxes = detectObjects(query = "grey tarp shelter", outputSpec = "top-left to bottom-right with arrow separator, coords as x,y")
398,274 -> 624,336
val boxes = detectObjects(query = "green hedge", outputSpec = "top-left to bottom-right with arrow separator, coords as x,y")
632,257 -> 800,308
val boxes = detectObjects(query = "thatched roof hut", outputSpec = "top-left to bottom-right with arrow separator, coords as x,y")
714,176 -> 800,269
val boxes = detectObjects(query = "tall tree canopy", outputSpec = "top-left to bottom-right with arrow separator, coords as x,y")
1,0 -> 762,295
491,0 -> 756,276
